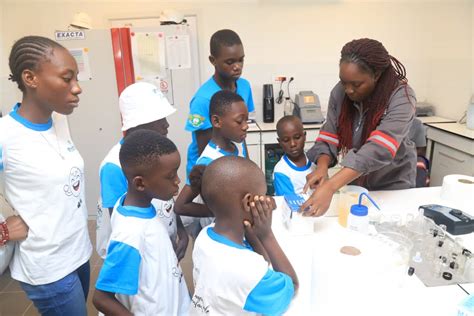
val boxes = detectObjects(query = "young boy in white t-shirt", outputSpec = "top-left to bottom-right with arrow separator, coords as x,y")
175,90 -> 249,238
93,130 -> 190,315
273,115 -> 316,196
190,156 -> 298,315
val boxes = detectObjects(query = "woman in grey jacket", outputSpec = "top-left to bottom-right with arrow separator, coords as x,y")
302,38 -> 417,216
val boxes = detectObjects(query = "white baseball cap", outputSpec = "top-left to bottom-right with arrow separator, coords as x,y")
119,82 -> 176,131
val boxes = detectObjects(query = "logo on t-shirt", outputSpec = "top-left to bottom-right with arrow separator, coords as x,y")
191,295 -> 210,314
66,140 -> 76,152
188,114 -> 205,128
156,200 -> 174,227
63,167 -> 83,208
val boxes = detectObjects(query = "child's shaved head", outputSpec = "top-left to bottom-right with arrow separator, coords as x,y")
201,156 -> 265,215
276,115 -> 303,138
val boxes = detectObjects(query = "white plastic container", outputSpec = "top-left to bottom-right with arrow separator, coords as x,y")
281,195 -> 315,235
348,203 -> 369,234
347,192 -> 380,234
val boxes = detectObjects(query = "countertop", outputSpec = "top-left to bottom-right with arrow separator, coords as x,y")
257,121 -> 323,132
272,186 -> 471,315
418,116 -> 457,124
426,122 -> 474,140
247,122 -> 260,132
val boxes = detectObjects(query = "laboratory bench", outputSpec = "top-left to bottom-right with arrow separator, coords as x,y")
273,187 -> 472,315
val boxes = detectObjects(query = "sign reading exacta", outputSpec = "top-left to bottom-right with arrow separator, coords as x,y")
55,31 -> 85,41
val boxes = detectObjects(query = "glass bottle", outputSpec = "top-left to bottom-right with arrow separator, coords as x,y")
283,97 -> 293,116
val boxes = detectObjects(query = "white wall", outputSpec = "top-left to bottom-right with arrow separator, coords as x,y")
1,0 -> 472,120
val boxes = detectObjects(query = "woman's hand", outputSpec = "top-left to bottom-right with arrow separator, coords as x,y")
303,166 -> 328,193
303,154 -> 331,193
302,166 -> 362,217
300,182 -> 337,217
5,215 -> 28,241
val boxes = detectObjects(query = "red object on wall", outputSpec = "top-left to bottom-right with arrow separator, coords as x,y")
110,28 -> 135,96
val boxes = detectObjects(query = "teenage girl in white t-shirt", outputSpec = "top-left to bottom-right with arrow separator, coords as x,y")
0,36 -> 92,316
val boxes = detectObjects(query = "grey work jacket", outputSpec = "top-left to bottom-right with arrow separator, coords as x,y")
307,82 -> 417,191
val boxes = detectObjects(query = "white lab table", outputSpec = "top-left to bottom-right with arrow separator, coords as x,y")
271,187 -> 471,315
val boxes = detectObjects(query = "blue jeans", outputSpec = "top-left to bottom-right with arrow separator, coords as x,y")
20,261 -> 90,316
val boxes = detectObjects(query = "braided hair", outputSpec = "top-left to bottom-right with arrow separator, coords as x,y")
337,38 -> 407,154
8,36 -> 65,92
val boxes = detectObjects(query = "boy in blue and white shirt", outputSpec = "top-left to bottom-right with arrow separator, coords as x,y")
184,29 -> 254,179
273,115 -> 316,196
97,82 -> 188,262
191,156 -> 298,315
93,130 -> 190,315
176,90 -> 249,238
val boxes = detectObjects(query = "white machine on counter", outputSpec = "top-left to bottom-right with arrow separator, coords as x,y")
293,91 -> 324,124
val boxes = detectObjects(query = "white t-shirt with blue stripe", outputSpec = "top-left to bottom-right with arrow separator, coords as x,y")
188,140 -> 247,185
96,195 -> 190,315
191,226 -> 294,315
184,140 -> 247,229
273,154 -> 316,196
98,141 -> 178,242
0,105 -> 91,285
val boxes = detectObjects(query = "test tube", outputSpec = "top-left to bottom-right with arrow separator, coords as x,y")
391,214 -> 402,227
432,258 -> 443,278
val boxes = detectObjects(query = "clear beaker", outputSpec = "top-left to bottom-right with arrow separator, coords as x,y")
337,185 -> 368,227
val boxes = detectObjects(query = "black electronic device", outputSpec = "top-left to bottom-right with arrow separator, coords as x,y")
420,204 -> 474,235
263,84 -> 274,123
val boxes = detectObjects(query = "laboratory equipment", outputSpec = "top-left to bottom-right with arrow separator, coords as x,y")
347,192 -> 380,234
284,194 -> 306,212
282,193 -> 314,235
293,91 -> 324,124
415,101 -> 435,117
283,97 -> 293,117
420,204 -> 474,235
263,84 -> 275,123
337,185 -> 368,227
374,211 -> 473,287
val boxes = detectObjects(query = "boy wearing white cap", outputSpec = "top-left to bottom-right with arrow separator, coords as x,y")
97,82 -> 189,267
